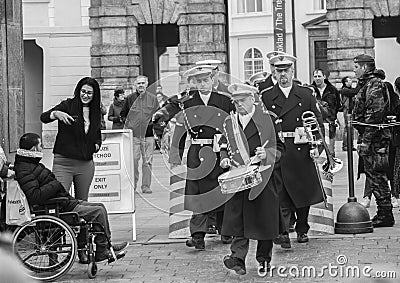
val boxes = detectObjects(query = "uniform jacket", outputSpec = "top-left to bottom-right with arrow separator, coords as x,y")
167,90 -> 235,213
258,75 -> 274,93
120,91 -> 159,138
353,71 -> 391,146
220,106 -> 284,240
40,97 -> 102,161
261,83 -> 324,208
14,150 -> 79,211
108,98 -> 125,129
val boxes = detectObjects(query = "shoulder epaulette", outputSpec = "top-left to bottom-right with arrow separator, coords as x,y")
260,86 -> 274,96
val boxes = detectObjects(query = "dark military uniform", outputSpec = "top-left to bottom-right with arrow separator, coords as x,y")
164,90 -> 235,236
258,75 -> 275,93
220,105 -> 284,265
353,70 -> 394,226
261,83 -> 325,235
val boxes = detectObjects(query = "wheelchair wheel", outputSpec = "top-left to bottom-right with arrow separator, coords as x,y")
12,215 -> 77,282
87,262 -> 97,279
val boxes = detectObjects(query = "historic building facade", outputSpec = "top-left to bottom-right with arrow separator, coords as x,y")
16,0 -> 400,148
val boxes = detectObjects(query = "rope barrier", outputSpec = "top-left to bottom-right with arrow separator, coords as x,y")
351,121 -> 400,129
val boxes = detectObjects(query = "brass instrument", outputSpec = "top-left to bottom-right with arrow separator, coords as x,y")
301,111 -> 342,208
301,111 -> 343,174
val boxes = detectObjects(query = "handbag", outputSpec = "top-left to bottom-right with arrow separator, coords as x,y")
6,180 -> 31,226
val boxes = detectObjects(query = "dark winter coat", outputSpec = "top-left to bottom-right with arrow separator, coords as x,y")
14,150 -> 79,211
220,106 -> 284,240
108,98 -> 125,129
40,84 -> 102,161
261,83 -> 325,208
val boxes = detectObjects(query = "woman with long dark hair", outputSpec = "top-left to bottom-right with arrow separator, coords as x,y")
40,77 -> 102,201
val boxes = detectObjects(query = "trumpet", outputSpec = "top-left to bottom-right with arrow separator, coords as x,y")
301,111 -> 343,175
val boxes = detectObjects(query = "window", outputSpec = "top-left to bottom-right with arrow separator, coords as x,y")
313,0 -> 326,10
238,0 -> 263,13
244,48 -> 264,80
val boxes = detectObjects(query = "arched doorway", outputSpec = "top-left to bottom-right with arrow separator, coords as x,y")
89,0 -> 229,96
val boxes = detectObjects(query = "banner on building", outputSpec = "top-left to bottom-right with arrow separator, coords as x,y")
273,0 -> 286,52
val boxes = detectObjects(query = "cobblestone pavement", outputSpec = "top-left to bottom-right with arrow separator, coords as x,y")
38,142 -> 400,283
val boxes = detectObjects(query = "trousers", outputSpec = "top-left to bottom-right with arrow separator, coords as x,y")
230,237 -> 273,263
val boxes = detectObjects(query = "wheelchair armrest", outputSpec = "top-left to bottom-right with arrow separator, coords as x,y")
31,197 -> 69,215
45,197 -> 69,205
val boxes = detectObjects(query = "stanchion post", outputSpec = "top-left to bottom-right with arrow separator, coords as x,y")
334,114 -> 373,234
347,114 -> 356,202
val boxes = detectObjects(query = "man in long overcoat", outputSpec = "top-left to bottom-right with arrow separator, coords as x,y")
219,83 -> 284,277
261,54 -> 324,247
153,65 -> 235,249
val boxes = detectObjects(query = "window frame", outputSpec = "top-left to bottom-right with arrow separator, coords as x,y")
237,0 -> 267,14
243,48 -> 264,80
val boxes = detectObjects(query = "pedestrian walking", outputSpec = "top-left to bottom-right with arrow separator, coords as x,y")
261,54 -> 325,248
353,54 -> 394,227
120,75 -> 159,194
153,65 -> 235,248
219,83 -> 284,277
312,69 -> 341,157
108,88 -> 125,130
40,77 -> 102,201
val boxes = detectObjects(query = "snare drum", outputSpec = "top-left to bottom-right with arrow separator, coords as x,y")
218,165 -> 262,194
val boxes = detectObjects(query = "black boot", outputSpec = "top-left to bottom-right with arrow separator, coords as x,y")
371,207 -> 395,228
185,232 -> 205,250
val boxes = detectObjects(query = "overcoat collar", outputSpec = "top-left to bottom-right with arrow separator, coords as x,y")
271,84 -> 301,117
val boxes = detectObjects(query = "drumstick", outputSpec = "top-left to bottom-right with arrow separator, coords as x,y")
249,139 -> 269,164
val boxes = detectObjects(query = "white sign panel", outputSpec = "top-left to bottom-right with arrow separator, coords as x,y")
93,143 -> 121,171
88,129 -> 136,240
89,174 -> 121,202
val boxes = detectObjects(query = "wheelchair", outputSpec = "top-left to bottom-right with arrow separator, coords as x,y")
0,178 -> 126,282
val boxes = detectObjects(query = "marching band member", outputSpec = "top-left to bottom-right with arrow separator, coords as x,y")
153,65 -> 235,249
219,83 -> 284,277
261,54 -> 325,248
195,59 -> 230,95
258,50 -> 287,93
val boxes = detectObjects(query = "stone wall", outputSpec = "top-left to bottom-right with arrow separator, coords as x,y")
0,0 -> 24,154
327,0 -> 400,86
89,0 -> 228,94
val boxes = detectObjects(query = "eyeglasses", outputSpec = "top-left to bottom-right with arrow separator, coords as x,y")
81,89 -> 94,95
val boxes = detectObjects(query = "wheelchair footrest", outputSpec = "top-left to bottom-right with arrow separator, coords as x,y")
108,250 -> 127,264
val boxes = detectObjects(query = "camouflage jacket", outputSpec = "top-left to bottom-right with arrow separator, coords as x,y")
353,71 -> 391,145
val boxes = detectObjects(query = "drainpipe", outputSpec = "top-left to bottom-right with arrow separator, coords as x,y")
291,0 -> 297,72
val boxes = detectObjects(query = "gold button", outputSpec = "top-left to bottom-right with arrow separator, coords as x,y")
299,103 -> 302,106
200,157 -> 204,161
194,114 -> 197,118
272,105 -> 276,109
218,113 -> 221,116
296,118 -> 299,121
297,148 -> 301,151
199,129 -> 203,133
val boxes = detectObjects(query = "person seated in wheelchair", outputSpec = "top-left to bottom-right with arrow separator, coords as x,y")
13,133 -> 128,263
